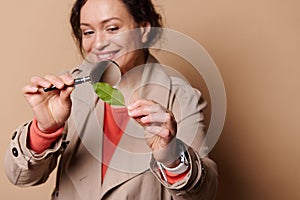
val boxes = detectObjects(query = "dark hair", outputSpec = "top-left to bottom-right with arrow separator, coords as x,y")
70,0 -> 163,56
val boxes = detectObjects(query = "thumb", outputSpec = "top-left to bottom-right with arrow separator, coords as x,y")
60,87 -> 74,107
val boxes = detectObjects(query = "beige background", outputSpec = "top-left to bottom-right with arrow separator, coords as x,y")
1,0 -> 299,199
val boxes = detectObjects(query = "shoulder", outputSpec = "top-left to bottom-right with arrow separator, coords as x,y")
170,76 -> 202,101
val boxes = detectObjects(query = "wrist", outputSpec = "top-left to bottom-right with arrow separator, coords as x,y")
164,158 -> 181,168
37,121 -> 64,133
159,151 -> 190,174
29,118 -> 64,153
153,139 -> 181,165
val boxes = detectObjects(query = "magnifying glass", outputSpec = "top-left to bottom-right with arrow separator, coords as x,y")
43,60 -> 121,92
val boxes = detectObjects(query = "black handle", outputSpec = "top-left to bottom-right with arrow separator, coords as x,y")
43,76 -> 91,92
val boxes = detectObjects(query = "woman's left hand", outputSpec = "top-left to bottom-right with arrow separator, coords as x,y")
128,99 -> 180,167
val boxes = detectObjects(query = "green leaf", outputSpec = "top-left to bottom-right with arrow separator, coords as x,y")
93,82 -> 125,106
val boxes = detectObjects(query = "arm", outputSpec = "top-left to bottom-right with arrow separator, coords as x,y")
4,122 -> 64,186
4,73 -> 74,186
127,78 -> 218,199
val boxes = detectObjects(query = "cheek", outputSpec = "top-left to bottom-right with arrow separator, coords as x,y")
111,35 -> 128,49
112,31 -> 143,51
129,35 -> 144,52
82,39 -> 94,53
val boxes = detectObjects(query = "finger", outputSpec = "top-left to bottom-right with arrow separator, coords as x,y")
22,84 -> 39,95
44,74 -> 65,90
141,112 -> 171,124
59,73 -> 74,86
60,86 -> 74,105
145,125 -> 170,138
127,99 -> 155,111
128,105 -> 152,118
128,103 -> 162,118
31,76 -> 52,88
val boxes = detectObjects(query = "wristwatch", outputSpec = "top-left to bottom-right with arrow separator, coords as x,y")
160,151 -> 190,174
157,151 -> 190,182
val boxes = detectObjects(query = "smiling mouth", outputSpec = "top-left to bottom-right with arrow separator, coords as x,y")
96,50 -> 120,61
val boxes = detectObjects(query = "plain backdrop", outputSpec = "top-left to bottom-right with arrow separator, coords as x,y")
1,0 -> 299,199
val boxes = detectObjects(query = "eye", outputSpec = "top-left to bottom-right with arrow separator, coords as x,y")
82,30 -> 94,37
106,26 -> 119,32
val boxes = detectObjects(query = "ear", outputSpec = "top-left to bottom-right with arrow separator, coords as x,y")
140,22 -> 151,44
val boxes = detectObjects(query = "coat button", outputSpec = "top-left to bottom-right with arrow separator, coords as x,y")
12,131 -> 17,140
12,147 -> 18,157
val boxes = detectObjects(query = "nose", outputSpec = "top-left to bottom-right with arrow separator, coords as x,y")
94,32 -> 109,50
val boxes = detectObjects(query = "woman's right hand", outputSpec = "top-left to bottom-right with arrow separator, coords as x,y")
22,73 -> 74,133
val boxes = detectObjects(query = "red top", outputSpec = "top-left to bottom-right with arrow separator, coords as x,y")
102,103 -> 129,181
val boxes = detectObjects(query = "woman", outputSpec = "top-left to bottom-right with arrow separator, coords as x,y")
5,0 -> 218,199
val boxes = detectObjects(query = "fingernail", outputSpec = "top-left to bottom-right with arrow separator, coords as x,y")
67,76 -> 73,82
57,83 -> 64,88
31,86 -> 38,92
141,116 -> 148,123
128,110 -> 134,116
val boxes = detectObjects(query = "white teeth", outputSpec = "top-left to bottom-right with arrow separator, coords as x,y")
98,53 -> 115,59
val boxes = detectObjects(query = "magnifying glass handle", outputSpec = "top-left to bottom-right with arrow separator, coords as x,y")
43,76 -> 91,92
74,76 -> 91,85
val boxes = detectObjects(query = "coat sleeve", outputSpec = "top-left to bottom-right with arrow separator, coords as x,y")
4,121 -> 64,187
150,143 -> 218,200
150,77 -> 218,199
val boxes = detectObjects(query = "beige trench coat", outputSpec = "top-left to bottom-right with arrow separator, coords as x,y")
5,55 -> 218,200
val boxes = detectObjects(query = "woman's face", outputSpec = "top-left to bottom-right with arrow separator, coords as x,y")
80,0 -> 150,74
